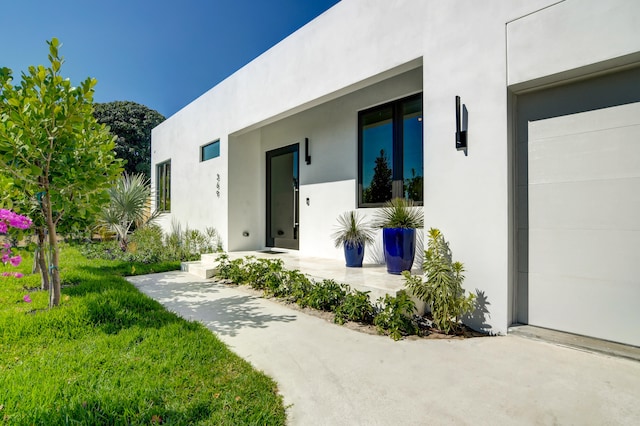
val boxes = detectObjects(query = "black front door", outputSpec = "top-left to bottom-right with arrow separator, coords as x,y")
266,144 -> 299,249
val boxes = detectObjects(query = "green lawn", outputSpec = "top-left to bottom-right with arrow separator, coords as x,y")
0,245 -> 285,425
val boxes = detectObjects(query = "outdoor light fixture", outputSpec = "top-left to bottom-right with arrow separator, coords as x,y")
305,137 -> 311,164
455,96 -> 467,151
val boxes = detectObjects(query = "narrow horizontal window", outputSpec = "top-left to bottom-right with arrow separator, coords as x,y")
201,140 -> 220,161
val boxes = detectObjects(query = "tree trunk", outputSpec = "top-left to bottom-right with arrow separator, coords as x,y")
42,193 -> 61,307
36,227 -> 50,291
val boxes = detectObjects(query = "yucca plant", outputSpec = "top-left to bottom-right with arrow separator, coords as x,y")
374,197 -> 424,229
375,198 -> 424,274
332,211 -> 375,267
332,211 -> 375,248
99,173 -> 160,251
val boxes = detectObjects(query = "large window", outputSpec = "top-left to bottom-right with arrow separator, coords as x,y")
201,140 -> 220,161
156,160 -> 171,212
358,93 -> 423,207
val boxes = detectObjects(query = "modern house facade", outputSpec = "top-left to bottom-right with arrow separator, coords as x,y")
151,0 -> 640,346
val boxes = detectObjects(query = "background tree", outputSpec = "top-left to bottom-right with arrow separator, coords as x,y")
404,168 -> 423,202
93,101 -> 165,178
363,149 -> 393,203
0,38 -> 123,307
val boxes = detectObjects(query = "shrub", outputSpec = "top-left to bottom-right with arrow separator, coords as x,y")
373,291 -> 417,340
403,228 -> 476,334
244,258 -> 285,293
215,254 -> 247,283
286,272 -> 314,304
165,220 -> 222,262
82,221 -> 222,264
214,254 -> 422,340
128,224 -> 165,263
271,269 -> 311,300
79,240 -> 121,260
334,289 -> 375,325
303,279 -> 348,312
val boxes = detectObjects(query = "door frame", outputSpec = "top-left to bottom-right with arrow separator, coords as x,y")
265,143 -> 299,249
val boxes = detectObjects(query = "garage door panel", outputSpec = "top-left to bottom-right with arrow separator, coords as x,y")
529,124 -> 640,184
529,178 -> 640,231
528,101 -> 640,139
529,272 -> 639,347
529,228 -> 640,282
527,101 -> 640,347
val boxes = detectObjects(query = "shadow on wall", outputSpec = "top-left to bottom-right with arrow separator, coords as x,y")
367,235 -> 385,264
365,229 -> 424,268
464,289 -> 492,333
414,230 -> 424,269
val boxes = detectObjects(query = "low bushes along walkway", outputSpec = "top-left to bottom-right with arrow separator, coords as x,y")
215,254 -> 482,341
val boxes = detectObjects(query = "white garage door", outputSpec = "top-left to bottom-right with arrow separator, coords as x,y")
528,102 -> 640,347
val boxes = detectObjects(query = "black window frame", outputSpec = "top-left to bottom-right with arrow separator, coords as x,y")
357,93 -> 423,208
200,139 -> 220,162
156,160 -> 171,212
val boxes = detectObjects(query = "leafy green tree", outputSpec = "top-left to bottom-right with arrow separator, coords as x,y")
93,101 -> 165,178
0,38 -> 123,307
363,149 -> 392,203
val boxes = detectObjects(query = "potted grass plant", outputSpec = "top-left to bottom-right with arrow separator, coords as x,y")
332,211 -> 375,267
375,198 -> 424,274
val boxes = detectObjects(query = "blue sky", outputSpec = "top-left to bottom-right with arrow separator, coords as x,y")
0,0 -> 340,118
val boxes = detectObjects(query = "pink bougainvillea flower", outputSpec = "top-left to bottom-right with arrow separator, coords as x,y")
9,255 -> 21,267
14,273 -> 23,278
23,294 -> 32,303
1,253 -> 9,264
1,272 -> 10,277
0,209 -> 32,231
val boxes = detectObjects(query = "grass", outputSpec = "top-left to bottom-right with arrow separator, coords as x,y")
0,245 -> 286,425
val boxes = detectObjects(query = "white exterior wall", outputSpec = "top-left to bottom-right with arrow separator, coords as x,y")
507,0 -> 640,89
152,0 -> 640,335
227,68 -> 422,260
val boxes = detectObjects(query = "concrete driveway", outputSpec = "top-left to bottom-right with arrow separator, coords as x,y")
128,271 -> 640,425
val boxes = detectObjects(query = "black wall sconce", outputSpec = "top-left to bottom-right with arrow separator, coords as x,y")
455,96 -> 467,152
304,137 -> 311,165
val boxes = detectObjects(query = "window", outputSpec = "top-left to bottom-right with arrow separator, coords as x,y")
201,140 -> 220,161
156,160 -> 171,212
358,93 -> 423,207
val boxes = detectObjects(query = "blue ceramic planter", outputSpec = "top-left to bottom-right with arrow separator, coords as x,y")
344,242 -> 365,267
383,228 -> 416,274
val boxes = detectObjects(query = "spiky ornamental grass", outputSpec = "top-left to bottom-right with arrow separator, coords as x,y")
99,172 -> 160,252
332,210 -> 376,248
375,198 -> 424,229
0,246 -> 285,425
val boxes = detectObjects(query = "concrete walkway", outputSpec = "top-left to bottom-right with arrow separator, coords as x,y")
128,271 -> 640,426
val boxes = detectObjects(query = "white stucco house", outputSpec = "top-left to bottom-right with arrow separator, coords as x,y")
151,0 -> 640,346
